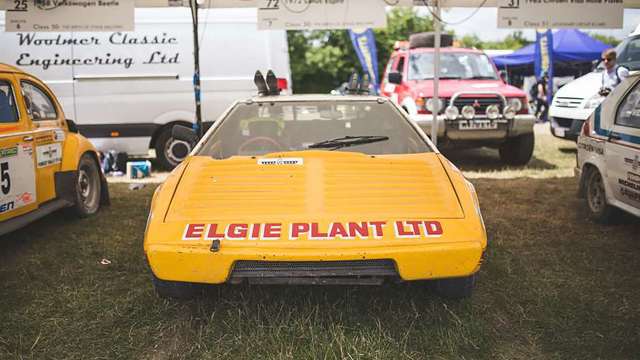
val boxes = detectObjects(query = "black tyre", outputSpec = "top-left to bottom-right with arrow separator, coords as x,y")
152,273 -> 200,300
155,125 -> 192,170
499,133 -> 534,166
435,273 -> 477,299
72,154 -> 101,218
585,168 -> 617,224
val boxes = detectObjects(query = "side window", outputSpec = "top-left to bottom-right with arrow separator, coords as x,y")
385,56 -> 397,78
396,56 -> 406,74
0,81 -> 19,123
616,81 -> 640,129
21,81 -> 58,121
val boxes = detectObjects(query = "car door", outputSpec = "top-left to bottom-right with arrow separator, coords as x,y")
605,80 -> 640,210
0,74 -> 38,223
17,75 -> 67,205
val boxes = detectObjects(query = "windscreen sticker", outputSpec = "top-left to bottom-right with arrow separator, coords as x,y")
0,144 -> 36,215
258,158 -> 304,166
182,220 -> 443,241
36,143 -> 62,168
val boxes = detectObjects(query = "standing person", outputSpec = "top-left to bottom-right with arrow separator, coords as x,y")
599,48 -> 629,96
532,72 -> 549,123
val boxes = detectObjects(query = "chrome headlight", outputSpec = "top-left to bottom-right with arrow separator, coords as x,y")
507,98 -> 523,112
486,104 -> 500,120
461,105 -> 475,120
503,105 -> 516,120
426,98 -> 444,113
583,94 -> 605,109
445,106 -> 459,120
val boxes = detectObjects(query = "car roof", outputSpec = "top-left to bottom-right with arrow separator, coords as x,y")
0,64 -> 24,74
245,94 -> 390,103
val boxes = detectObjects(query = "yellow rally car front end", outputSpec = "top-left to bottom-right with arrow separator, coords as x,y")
144,151 -> 487,286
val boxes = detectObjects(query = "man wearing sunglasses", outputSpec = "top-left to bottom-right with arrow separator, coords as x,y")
599,48 -> 629,96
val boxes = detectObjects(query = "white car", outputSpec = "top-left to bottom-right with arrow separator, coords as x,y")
550,24 -> 640,141
576,73 -> 640,222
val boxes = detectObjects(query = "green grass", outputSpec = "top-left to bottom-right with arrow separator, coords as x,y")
1,130 -> 639,359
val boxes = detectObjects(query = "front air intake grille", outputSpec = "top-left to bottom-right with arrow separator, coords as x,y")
450,97 -> 503,114
229,260 -> 399,285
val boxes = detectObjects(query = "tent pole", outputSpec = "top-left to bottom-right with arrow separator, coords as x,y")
190,0 -> 203,139
431,1 -> 441,147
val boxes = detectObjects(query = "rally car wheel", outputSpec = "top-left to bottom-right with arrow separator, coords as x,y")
585,169 -> 616,224
72,154 -> 101,218
155,126 -> 192,170
152,273 -> 200,300
434,273 -> 477,299
499,133 -> 534,166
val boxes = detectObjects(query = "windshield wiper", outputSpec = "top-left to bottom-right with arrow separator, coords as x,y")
307,135 -> 390,150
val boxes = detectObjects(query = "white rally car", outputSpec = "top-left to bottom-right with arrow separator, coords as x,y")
576,73 -> 640,222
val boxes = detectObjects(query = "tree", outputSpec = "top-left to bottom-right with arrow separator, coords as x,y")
287,8 -> 435,94
589,33 -> 621,47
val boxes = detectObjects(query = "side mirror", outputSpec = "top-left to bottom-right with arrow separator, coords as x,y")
388,71 -> 402,85
172,124 -> 198,144
498,70 -> 508,83
66,119 -> 78,133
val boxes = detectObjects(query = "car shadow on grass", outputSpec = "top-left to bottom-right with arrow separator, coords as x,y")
442,147 -> 557,172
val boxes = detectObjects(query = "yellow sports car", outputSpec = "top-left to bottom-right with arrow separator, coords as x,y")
144,90 -> 487,299
0,64 -> 108,236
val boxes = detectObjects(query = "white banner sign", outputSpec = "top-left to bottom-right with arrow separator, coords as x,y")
5,0 -> 135,32
257,0 -> 387,30
497,0 -> 624,29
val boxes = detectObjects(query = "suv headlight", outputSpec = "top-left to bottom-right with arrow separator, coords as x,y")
426,98 -> 444,113
583,94 -> 605,109
507,98 -> 522,112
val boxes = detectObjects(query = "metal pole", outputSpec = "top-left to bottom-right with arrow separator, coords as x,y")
431,1 -> 441,147
190,0 -> 203,139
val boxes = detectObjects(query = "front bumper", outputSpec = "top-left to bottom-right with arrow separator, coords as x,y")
146,241 -> 484,284
412,114 -> 535,141
550,117 -> 584,141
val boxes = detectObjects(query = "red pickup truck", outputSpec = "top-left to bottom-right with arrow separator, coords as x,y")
380,37 -> 535,165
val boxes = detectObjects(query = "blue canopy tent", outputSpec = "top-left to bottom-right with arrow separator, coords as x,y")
491,29 -> 612,82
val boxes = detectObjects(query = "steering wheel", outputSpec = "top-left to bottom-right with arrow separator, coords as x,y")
238,136 -> 283,154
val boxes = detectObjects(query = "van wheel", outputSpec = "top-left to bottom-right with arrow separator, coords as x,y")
434,273 -> 477,299
155,126 -> 192,170
72,154 -> 101,218
585,168 -> 617,223
152,273 -> 200,300
499,133 -> 534,166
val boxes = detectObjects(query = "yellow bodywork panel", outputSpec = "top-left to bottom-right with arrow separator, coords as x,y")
145,151 -> 487,284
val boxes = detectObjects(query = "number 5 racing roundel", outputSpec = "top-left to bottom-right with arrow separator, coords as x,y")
0,143 -> 36,215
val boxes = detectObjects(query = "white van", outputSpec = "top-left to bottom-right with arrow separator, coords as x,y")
548,25 -> 639,141
0,8 -> 291,168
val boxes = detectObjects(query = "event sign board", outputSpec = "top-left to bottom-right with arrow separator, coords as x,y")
257,0 -> 387,30
4,0 -> 134,32
497,0 -> 624,29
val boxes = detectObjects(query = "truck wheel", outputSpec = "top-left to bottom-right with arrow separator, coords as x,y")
155,126 -> 192,170
72,154 -> 102,218
434,273 -> 477,299
585,168 -> 617,224
152,273 -> 200,300
499,133 -> 534,166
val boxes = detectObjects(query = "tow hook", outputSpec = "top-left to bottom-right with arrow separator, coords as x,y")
210,239 -> 221,253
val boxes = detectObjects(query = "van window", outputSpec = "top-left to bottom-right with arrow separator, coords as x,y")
21,82 -> 58,121
0,81 -> 19,123
617,35 -> 640,71
615,80 -> 640,129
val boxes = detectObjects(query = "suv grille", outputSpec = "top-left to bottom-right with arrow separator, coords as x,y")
229,260 -> 399,285
445,96 -> 503,115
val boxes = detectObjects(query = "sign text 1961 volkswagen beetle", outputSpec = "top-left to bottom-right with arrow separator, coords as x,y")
0,64 -> 108,236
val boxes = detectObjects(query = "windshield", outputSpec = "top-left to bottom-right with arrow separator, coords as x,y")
616,35 -> 640,71
197,100 -> 431,159
408,52 -> 499,80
